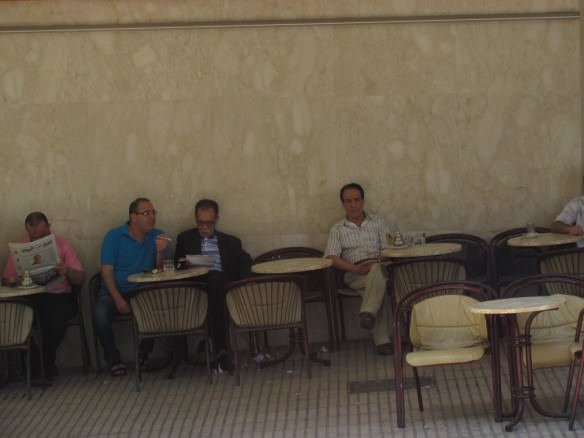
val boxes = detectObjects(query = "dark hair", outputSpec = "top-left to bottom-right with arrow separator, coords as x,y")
24,211 -> 49,226
195,199 -> 219,216
340,183 -> 365,201
128,197 -> 151,215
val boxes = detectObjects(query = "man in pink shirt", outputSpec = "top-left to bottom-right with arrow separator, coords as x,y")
3,212 -> 85,379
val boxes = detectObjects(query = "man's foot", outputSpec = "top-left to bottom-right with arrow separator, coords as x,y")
375,342 -> 393,356
111,362 -> 127,377
216,352 -> 231,373
359,312 -> 376,330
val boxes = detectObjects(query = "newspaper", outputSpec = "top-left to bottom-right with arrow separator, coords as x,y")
8,234 -> 62,286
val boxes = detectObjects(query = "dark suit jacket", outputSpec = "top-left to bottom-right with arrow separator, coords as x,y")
174,229 -> 251,282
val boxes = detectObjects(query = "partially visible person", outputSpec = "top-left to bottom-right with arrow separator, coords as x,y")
175,198 -> 252,371
551,196 -> 584,241
93,198 -> 170,377
324,183 -> 393,355
3,211 -> 85,379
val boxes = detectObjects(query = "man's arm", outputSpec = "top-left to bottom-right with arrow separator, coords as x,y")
551,221 -> 584,236
101,264 -> 130,315
327,255 -> 371,274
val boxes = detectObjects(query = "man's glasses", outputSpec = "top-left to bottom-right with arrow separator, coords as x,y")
197,220 -> 216,227
135,209 -> 157,217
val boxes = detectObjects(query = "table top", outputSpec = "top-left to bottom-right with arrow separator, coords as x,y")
128,266 -> 209,283
381,242 -> 462,258
0,284 -> 45,298
507,233 -> 583,248
252,257 -> 333,274
469,295 -> 565,315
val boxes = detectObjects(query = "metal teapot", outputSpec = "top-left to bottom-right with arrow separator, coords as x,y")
386,231 -> 405,247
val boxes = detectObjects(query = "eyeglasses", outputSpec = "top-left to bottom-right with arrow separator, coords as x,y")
135,209 -> 157,217
197,220 -> 216,227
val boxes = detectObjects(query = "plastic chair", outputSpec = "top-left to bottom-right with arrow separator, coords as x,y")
393,281 -> 499,428
225,275 -> 311,385
128,281 -> 211,391
0,298 -> 44,399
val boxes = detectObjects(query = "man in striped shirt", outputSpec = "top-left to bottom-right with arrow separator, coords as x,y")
325,183 -> 393,355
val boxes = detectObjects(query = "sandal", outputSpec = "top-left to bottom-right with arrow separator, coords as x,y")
111,363 -> 127,377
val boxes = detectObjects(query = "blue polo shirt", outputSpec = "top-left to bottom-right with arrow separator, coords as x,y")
100,223 -> 164,296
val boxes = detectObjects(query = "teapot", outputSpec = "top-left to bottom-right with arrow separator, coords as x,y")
386,232 -> 405,247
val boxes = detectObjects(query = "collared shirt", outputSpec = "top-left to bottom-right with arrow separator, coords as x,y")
100,223 -> 164,295
324,212 -> 391,264
555,196 -> 584,247
201,235 -> 223,271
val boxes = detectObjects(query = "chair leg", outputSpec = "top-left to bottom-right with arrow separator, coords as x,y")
394,333 -> 406,428
338,298 -> 347,341
204,331 -> 212,384
301,325 -> 312,379
79,321 -> 91,376
135,335 -> 141,392
231,325 -> 241,386
569,352 -> 584,430
564,358 -> 577,413
413,367 -> 423,412
92,324 -> 103,374
26,341 -> 32,400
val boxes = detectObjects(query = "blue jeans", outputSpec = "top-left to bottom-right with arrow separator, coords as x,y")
93,294 -> 153,367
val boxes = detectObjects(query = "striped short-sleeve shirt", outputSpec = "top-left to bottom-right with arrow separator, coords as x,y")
555,196 -> 584,247
324,212 -> 391,264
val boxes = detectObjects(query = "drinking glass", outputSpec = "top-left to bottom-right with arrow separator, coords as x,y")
163,259 -> 175,273
526,223 -> 536,236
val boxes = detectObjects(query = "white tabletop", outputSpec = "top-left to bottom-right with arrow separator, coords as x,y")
128,266 -> 209,283
382,242 -> 462,258
468,295 -> 565,315
0,284 -> 45,298
507,233 -> 583,248
252,257 -> 333,274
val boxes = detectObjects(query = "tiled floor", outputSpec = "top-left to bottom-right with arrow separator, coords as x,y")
0,340 -> 582,437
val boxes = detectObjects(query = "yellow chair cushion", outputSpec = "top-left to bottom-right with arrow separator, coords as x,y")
406,346 -> 485,367
529,340 -> 575,369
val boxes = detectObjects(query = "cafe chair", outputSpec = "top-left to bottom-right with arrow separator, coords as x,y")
253,247 -> 336,350
65,282 -> 91,375
388,257 -> 467,309
128,281 -> 211,391
0,298 -> 45,399
567,320 -> 584,430
426,233 -> 490,284
490,226 -> 551,290
393,281 -> 499,428
225,275 -> 311,385
89,272 -> 132,373
539,247 -> 584,277
502,274 -> 584,421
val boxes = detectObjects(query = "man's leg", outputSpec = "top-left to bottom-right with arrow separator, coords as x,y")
345,263 -> 392,348
205,271 -> 229,354
93,294 -> 122,367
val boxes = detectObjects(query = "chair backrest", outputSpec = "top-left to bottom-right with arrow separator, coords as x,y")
225,275 -> 304,328
395,281 -> 496,351
539,247 -> 584,277
0,299 -> 34,347
389,257 -> 466,306
502,274 -> 584,341
129,281 -> 208,334
425,233 -> 490,282
490,226 -> 551,287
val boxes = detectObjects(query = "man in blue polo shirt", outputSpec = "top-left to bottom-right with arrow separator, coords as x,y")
93,197 -> 170,376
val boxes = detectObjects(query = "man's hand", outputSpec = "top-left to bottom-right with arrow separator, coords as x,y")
353,263 -> 371,274
155,235 -> 171,253
567,225 -> 584,236
114,297 -> 131,315
55,262 -> 67,277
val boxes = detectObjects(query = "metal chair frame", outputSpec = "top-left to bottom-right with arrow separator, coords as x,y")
65,282 -> 91,375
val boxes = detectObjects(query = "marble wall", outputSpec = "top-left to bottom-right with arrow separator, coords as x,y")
0,0 -> 581,275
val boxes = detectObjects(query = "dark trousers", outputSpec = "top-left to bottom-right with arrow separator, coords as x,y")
199,271 -> 229,354
30,293 -> 76,370
93,294 -> 153,367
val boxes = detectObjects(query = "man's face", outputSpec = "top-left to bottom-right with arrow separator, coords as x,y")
341,188 -> 364,220
26,221 -> 51,241
130,201 -> 157,233
196,208 -> 218,238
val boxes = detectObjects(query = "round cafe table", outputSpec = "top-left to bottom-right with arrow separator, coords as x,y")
127,266 -> 209,283
382,242 -> 462,258
0,284 -> 45,299
507,233 -> 583,248
469,295 -> 566,431
251,257 -> 335,366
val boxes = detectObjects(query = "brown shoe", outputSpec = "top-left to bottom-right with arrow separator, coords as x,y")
359,312 -> 376,330
376,342 -> 393,356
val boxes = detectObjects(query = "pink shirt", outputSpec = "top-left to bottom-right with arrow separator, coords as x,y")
3,235 -> 84,294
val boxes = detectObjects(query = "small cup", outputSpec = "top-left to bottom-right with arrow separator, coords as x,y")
163,259 -> 175,273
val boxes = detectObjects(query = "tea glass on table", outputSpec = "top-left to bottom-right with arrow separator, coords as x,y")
162,259 -> 175,273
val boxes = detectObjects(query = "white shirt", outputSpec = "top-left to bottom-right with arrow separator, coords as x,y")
324,212 -> 391,264
555,196 -> 584,247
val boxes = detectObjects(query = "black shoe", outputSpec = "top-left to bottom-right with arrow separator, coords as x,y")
359,312 -> 376,330
217,353 -> 231,373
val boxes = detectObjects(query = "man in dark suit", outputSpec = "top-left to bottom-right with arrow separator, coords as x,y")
174,198 -> 251,370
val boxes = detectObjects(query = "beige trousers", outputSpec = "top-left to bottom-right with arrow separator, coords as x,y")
344,263 -> 391,346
